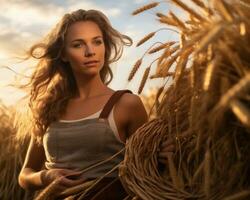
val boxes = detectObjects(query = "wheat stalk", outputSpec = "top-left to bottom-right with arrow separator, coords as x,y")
221,190 -> 250,200
170,0 -> 205,21
215,0 -> 234,22
191,0 -> 207,9
35,178 -> 62,200
195,23 -> 224,54
157,53 -> 179,77
191,0 -> 212,16
203,55 -> 220,91
230,99 -> 250,128
158,16 -> 178,27
132,2 -> 159,15
204,148 -> 211,198
138,67 -> 150,94
128,58 -> 143,81
148,42 -> 175,54
58,179 -> 95,198
136,32 -> 156,47
169,11 -> 187,30
174,55 -> 189,86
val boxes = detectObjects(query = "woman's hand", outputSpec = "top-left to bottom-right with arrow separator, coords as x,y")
158,138 -> 176,164
41,169 -> 85,193
158,133 -> 191,164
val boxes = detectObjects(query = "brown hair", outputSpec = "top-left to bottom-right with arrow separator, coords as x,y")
16,9 -> 132,143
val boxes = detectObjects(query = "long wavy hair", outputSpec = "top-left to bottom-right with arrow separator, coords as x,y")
15,9 -> 132,143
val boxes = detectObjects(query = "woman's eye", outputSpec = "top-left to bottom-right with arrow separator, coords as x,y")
94,40 -> 103,45
72,43 -> 82,48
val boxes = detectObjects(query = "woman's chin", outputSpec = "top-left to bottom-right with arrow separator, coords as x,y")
81,70 -> 100,78
73,67 -> 102,79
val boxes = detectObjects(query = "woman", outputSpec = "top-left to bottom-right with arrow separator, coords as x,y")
17,9 -> 173,199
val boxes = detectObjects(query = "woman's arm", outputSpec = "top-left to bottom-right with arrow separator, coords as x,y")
123,94 -> 148,138
119,93 -> 175,165
19,136 -> 85,191
18,136 -> 46,190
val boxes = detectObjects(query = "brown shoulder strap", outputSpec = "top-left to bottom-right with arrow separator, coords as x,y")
98,90 -> 132,119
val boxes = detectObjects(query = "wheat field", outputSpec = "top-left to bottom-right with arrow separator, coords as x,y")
1,0 -> 250,199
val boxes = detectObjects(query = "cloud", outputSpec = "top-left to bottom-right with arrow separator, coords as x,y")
0,0 -> 122,29
0,31 -> 25,56
124,25 -> 144,41
134,0 -> 147,4
0,50 -> 9,60
67,0 -> 122,18
0,1 -> 64,28
0,0 -> 124,63
0,23 -> 40,58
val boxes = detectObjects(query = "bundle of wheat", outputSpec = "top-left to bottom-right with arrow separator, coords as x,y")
120,0 -> 250,199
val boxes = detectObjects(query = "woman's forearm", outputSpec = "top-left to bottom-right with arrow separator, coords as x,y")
18,168 -> 46,190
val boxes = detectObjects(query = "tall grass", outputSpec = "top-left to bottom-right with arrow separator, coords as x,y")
0,102 -> 31,200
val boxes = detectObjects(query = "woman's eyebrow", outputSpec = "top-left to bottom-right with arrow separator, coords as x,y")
71,36 -> 103,43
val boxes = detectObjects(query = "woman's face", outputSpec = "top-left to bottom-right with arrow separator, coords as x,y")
63,20 -> 105,78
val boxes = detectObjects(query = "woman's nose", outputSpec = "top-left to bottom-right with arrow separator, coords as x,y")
84,45 -> 95,57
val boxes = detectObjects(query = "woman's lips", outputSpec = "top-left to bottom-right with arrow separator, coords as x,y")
83,60 -> 99,67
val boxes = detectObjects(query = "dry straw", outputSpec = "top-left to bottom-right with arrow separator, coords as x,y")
123,0 -> 250,199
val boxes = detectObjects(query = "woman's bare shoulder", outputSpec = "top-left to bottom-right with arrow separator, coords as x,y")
117,92 -> 148,137
118,92 -> 148,119
118,92 -> 143,108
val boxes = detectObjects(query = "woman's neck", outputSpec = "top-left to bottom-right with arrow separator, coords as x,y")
73,74 -> 112,100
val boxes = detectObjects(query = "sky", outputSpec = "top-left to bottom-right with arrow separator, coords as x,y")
0,0 -> 180,106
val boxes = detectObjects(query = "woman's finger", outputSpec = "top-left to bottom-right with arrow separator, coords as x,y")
60,169 -> 81,176
59,176 -> 85,187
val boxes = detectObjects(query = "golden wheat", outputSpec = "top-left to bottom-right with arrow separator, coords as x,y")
128,58 -> 143,81
148,43 -> 167,54
169,11 -> 187,30
138,67 -> 150,94
123,0 -> 250,199
136,32 -> 156,47
170,0 -> 205,21
216,0 -> 233,22
132,2 -> 159,15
